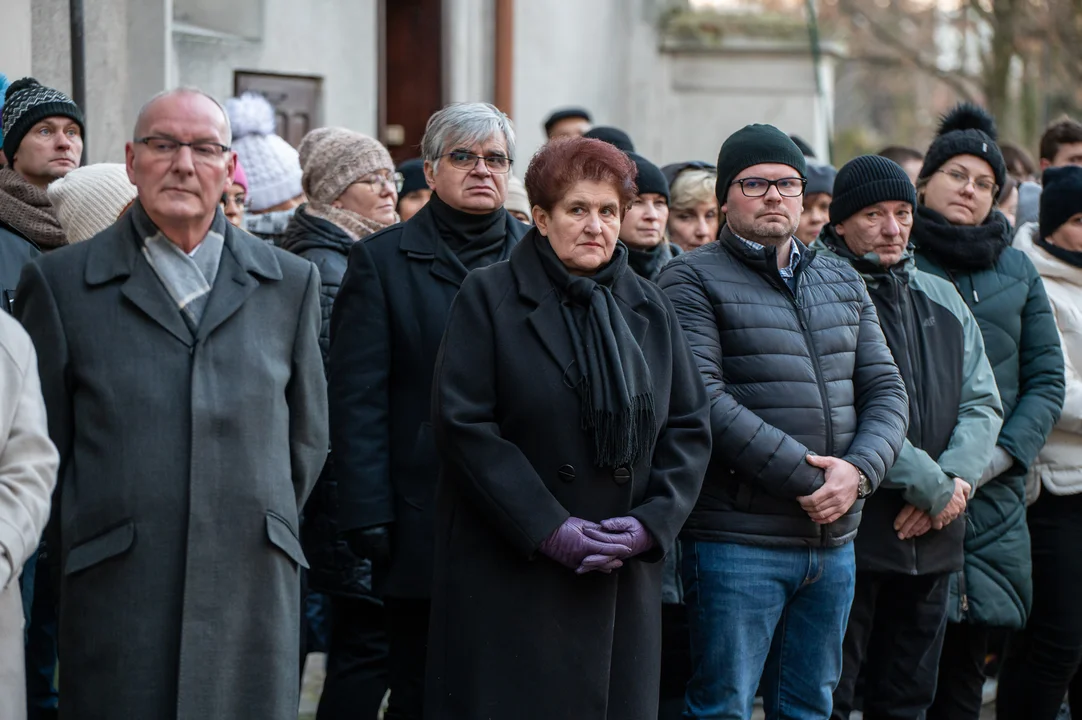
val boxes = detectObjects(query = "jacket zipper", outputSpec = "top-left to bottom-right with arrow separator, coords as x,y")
891,271 -> 921,575
783,276 -> 834,546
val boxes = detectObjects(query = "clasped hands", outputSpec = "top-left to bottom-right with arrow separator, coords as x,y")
797,454 -> 862,525
539,516 -> 655,575
894,477 -> 971,540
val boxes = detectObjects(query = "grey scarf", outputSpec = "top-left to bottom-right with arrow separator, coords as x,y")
134,202 -> 226,332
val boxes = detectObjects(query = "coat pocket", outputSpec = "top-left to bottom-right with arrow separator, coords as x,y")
64,521 -> 136,576
266,511 -> 310,569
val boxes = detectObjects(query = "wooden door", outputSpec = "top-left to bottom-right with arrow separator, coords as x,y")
234,71 -> 323,148
381,0 -> 443,163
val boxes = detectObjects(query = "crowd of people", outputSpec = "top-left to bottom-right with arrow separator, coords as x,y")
0,72 -> 1079,720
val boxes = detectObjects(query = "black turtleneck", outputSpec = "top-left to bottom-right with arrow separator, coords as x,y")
625,242 -> 674,282
428,192 -> 509,270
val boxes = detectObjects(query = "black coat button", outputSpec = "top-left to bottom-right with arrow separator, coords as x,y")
614,467 -> 632,485
558,465 -> 575,482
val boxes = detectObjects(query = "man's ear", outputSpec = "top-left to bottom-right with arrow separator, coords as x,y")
834,221 -> 846,237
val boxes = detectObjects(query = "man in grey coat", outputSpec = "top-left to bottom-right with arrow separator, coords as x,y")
15,88 -> 328,720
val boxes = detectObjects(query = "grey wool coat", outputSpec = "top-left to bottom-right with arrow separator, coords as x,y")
15,202 -> 329,720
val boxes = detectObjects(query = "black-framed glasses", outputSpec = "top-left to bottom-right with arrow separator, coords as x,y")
440,151 -> 512,173
355,171 -> 404,193
135,136 -> 231,163
731,177 -> 806,198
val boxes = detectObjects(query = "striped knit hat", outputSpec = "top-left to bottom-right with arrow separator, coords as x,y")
2,77 -> 84,161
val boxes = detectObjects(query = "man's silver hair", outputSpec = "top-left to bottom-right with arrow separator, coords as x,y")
421,102 -> 515,173
133,87 -> 233,146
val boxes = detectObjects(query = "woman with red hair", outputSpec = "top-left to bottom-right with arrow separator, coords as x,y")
425,137 -> 712,718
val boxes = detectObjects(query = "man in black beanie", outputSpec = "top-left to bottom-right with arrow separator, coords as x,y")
659,127 -> 909,719
817,155 -> 1003,720
620,153 -> 675,282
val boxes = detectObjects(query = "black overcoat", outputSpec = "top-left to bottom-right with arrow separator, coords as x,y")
328,202 -> 527,598
425,231 -> 712,719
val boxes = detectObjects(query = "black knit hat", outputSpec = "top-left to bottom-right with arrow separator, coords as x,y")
583,126 -> 635,154
805,163 -> 837,196
715,124 -> 806,206
628,153 -> 669,203
1039,165 -> 1082,239
396,157 -> 427,197
543,107 -> 592,136
830,155 -> 916,225
918,103 -> 1006,192
2,77 -> 84,161
790,134 -> 817,158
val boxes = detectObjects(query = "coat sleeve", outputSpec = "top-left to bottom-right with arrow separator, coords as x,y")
432,273 -> 570,558
881,299 -> 1003,514
839,289 -> 910,488
1049,302 -> 1082,435
997,262 -> 1066,472
0,319 -> 58,590
934,295 -> 1004,486
14,261 -> 73,552
288,264 -> 329,510
658,260 -> 825,499
328,240 -> 395,532
627,294 -> 712,560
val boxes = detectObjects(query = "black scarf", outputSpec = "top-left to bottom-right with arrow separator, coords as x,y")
1036,235 -> 1082,269
914,204 -> 1011,272
428,192 -> 509,270
532,232 -> 656,468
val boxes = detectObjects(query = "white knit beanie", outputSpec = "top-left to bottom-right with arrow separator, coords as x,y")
46,163 -> 137,243
225,92 -> 303,212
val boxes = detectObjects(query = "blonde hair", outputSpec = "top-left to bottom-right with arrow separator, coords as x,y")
670,169 -> 717,210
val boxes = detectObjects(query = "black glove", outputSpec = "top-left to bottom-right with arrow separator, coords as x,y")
344,525 -> 392,564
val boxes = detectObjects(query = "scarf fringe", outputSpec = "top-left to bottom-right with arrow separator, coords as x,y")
578,380 -> 656,468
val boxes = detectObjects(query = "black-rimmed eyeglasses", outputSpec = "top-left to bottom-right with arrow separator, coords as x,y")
730,177 -> 807,198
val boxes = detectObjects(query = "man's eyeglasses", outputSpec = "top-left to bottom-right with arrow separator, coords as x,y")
355,171 -> 404,193
440,151 -> 512,173
730,177 -> 807,198
135,136 -> 231,163
936,169 -> 998,197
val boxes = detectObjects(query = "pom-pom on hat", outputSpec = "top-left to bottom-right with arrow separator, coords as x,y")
225,92 -> 302,212
918,103 -> 1007,193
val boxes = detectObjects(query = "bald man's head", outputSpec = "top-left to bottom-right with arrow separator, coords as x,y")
134,88 -> 232,146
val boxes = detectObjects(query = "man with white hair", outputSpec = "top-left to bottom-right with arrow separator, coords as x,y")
330,101 -> 528,720
15,87 -> 328,719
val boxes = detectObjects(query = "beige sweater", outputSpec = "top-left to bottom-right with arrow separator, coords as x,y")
0,310 -> 58,590
1017,224 -> 1082,496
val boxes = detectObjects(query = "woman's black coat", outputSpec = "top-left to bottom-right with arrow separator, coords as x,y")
425,231 -> 712,719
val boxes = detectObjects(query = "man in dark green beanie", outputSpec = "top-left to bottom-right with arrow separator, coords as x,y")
658,125 -> 909,719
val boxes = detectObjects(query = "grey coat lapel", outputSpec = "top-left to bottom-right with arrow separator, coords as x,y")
196,221 -> 283,341
85,209 -> 192,346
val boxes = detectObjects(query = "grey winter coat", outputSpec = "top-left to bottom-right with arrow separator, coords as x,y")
15,202 -> 328,720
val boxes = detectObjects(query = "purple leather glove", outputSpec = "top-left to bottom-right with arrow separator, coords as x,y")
539,517 -> 632,574
582,516 -> 656,557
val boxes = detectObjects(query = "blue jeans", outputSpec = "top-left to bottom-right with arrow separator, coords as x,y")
682,538 -> 856,720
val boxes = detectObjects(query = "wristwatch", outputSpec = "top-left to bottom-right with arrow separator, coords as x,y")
856,469 -> 873,498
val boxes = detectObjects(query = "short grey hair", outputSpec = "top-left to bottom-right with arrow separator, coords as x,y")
421,102 -> 515,173
134,87 -> 233,146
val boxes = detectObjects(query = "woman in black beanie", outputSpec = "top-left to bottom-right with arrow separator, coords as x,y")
913,104 -> 1066,720
997,165 -> 1082,720
619,153 -> 680,282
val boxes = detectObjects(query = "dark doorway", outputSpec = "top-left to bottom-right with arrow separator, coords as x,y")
234,71 -> 323,148
381,0 -> 444,164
